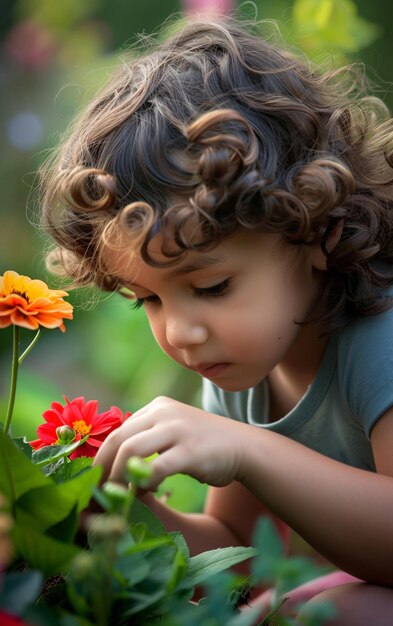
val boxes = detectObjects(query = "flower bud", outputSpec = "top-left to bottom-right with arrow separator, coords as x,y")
102,481 -> 129,506
126,456 -> 154,487
69,552 -> 98,580
56,425 -> 76,445
88,513 -> 128,542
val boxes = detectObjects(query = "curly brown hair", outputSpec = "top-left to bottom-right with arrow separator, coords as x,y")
40,17 -> 393,333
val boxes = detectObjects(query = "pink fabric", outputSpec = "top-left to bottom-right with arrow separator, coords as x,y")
280,570 -> 362,603
251,570 -> 362,615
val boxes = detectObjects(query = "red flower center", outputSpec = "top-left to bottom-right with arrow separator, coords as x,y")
72,419 -> 92,437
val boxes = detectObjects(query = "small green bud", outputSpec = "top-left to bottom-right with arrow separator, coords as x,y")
56,425 -> 76,445
88,513 -> 128,542
69,552 -> 98,580
102,481 -> 129,506
126,456 -> 154,487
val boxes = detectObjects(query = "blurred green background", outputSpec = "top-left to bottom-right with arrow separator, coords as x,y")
1,0 -> 392,512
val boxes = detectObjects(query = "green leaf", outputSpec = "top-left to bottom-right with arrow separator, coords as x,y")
253,516 -> 285,562
11,524 -> 81,576
251,518 -> 328,595
16,465 -> 101,531
115,550 -> 151,587
11,436 -> 33,459
0,430 -> 48,504
41,457 -> 67,477
129,497 -> 166,536
60,614 -> 97,626
50,456 -> 94,482
125,533 -> 174,554
164,533 -> 189,593
169,531 -> 190,562
251,516 -> 285,583
32,436 -> 88,467
120,586 -> 169,618
120,540 -> 189,617
0,570 -> 43,614
48,505 -> 79,542
180,546 -> 257,589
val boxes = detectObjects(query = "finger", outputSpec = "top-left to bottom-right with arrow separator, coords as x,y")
148,447 -> 193,490
109,428 -> 176,484
94,417 -> 155,482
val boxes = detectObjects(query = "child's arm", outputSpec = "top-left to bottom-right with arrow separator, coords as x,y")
139,480 -> 290,556
239,406 -> 393,586
94,397 -> 393,585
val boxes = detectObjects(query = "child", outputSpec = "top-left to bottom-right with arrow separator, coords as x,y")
40,17 -> 393,624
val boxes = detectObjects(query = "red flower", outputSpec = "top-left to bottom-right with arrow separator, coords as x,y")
30,396 -> 129,459
0,613 -> 34,626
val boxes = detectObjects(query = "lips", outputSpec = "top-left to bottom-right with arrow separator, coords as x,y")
188,362 -> 230,377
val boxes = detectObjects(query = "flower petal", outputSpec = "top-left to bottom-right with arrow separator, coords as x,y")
70,441 -> 96,459
36,423 -> 58,443
0,316 -> 12,329
85,436 -> 104,447
10,310 -> 39,330
0,270 -> 73,332
29,438 -> 46,450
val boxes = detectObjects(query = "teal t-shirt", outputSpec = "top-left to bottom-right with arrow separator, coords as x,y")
202,301 -> 393,472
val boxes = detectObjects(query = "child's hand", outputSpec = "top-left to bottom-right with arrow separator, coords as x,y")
94,397 -> 249,489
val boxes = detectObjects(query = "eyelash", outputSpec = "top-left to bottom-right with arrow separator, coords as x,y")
131,278 -> 232,310
193,278 -> 232,299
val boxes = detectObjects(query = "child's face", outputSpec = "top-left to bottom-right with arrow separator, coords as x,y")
107,228 -> 324,391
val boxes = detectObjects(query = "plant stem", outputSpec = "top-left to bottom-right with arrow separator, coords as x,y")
4,326 -> 20,434
122,483 -> 136,522
18,328 -> 40,365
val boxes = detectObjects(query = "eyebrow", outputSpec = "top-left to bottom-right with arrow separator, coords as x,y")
121,254 -> 224,288
170,254 -> 223,276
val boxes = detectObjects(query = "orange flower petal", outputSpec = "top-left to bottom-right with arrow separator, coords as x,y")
0,294 -> 27,307
0,316 -> 12,328
10,309 -> 39,330
34,312 -> 68,329
0,270 -> 73,331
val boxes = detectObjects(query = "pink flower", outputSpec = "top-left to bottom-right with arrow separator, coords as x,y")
4,20 -> 56,71
183,0 -> 234,16
30,396 -> 129,459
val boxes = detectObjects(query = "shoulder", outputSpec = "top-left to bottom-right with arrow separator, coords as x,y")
337,287 -> 393,435
338,287 -> 393,359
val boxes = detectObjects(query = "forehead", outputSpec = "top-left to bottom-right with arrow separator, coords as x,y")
103,228 -> 286,286
104,231 -> 224,285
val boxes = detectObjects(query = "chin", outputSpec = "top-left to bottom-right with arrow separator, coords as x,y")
213,379 -> 258,393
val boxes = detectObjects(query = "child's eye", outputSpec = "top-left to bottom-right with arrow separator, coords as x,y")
131,295 -> 160,309
193,278 -> 232,299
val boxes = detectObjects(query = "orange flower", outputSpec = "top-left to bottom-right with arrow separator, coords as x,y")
0,270 -> 73,332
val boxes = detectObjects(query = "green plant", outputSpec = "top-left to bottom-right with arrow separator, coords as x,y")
0,432 -> 258,625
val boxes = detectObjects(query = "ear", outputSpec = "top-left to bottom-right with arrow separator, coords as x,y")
311,219 -> 344,271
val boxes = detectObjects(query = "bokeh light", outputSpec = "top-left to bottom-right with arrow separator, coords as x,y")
6,112 -> 44,151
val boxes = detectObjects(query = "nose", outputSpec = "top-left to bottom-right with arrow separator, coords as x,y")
165,313 -> 208,348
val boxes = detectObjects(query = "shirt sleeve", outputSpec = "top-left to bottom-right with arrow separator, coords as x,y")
338,300 -> 393,437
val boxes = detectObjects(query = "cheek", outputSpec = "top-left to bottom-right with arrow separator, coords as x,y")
222,283 -> 303,352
